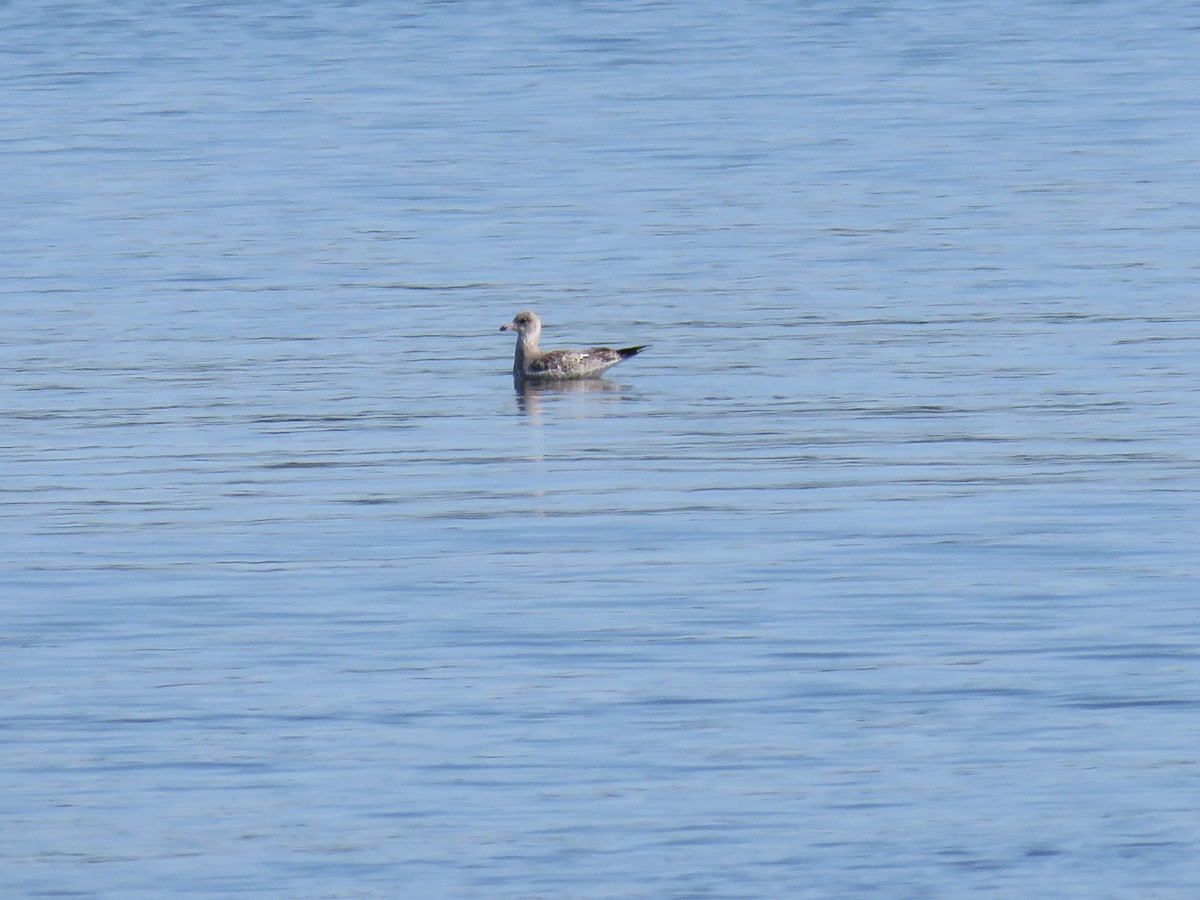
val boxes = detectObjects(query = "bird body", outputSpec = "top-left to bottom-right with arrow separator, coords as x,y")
500,311 -> 646,380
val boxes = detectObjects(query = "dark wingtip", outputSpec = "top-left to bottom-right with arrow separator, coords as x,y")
618,345 -> 648,359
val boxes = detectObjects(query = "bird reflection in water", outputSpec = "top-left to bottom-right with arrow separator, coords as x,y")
513,375 -> 630,417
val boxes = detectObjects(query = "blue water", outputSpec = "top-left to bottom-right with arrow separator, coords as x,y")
4,1 -> 1200,896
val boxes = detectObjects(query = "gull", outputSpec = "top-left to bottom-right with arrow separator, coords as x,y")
500,311 -> 647,380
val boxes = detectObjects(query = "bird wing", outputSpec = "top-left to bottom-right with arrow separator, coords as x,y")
527,348 -> 621,378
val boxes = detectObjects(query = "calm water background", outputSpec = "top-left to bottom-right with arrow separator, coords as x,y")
3,0 -> 1200,896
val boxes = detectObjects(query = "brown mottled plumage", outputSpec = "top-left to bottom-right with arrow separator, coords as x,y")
499,311 -> 647,380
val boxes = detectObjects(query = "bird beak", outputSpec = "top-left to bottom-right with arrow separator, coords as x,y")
500,322 -> 514,332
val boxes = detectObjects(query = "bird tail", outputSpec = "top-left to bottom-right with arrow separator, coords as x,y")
618,345 -> 648,360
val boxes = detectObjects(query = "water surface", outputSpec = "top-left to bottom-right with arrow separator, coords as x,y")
3,1 -> 1200,896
